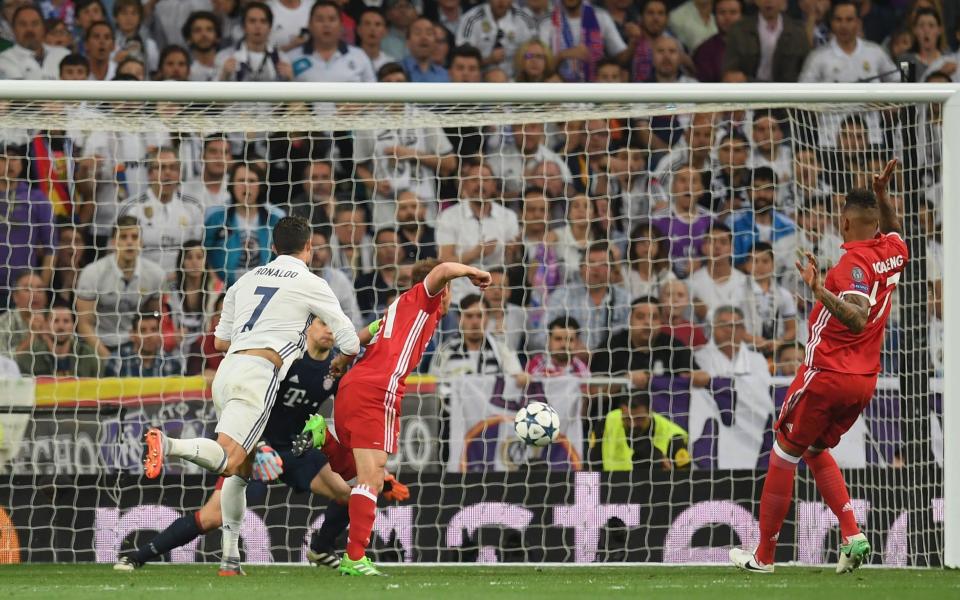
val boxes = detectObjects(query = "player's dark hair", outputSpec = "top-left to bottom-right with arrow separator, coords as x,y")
410,258 -> 440,285
273,216 -> 313,256
113,215 -> 140,237
60,53 -> 90,75
547,316 -> 581,331
183,10 -> 223,44
243,1 -> 274,26
459,293 -> 483,312
844,187 -> 878,211
617,390 -> 651,410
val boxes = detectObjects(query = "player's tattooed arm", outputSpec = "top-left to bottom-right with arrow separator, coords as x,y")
796,251 -> 869,333
816,288 -> 870,334
873,158 -> 902,235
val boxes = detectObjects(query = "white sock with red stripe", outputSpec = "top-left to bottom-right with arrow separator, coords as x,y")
346,484 -> 378,561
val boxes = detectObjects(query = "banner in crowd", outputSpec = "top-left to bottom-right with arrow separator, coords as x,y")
0,471 -> 943,565
446,375 -> 583,472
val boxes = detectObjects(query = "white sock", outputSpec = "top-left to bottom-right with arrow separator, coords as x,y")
220,475 -> 248,562
165,436 -> 228,473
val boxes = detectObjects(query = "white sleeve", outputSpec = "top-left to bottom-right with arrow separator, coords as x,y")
597,10 -> 627,55
428,126 -> 454,156
308,276 -> 361,355
214,283 -> 237,341
777,287 -> 797,318
878,50 -> 900,82
797,52 -> 820,83
538,21 -> 553,49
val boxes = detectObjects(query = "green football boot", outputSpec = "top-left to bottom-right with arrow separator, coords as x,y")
291,413 -> 327,456
339,555 -> 386,576
837,535 -> 871,574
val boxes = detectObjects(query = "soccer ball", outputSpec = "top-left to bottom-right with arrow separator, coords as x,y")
514,402 -> 560,447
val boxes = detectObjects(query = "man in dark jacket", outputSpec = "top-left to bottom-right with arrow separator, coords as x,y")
722,0 -> 810,82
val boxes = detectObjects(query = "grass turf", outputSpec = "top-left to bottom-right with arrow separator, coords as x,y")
1,565 -> 959,600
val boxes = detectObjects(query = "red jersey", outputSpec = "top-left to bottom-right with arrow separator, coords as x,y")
342,281 -> 442,396
804,231 -> 908,375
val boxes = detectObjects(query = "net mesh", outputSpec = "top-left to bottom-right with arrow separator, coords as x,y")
0,98 -> 944,566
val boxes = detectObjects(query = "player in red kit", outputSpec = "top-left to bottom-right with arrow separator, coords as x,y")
317,259 -> 491,575
731,159 -> 906,575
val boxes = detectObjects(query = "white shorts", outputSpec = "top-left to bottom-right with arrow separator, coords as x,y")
212,354 -> 280,453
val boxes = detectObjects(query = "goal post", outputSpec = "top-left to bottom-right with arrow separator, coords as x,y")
0,81 -> 956,568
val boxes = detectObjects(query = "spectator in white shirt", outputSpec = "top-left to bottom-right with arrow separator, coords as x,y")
216,1 -> 292,81
749,108 -> 792,206
437,160 -> 521,301
741,241 -> 796,356
268,0 -> 313,51
356,7 -> 395,71
182,10 -> 222,81
689,221 -> 751,325
798,0 -> 898,83
309,229 -> 363,329
182,136 -> 233,215
289,0 -> 375,83
668,0 -> 717,53
84,20 -> 116,80
457,0 -> 537,77
0,4 -> 69,79
118,147 -> 205,271
483,267 -> 528,352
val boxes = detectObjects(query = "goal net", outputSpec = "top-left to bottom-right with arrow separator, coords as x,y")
0,85 -> 951,567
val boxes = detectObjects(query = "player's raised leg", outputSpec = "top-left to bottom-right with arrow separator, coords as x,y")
340,447 -> 388,576
805,447 -> 870,573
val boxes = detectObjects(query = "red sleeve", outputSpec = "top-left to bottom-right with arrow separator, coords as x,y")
830,250 -> 875,304
885,232 -> 910,263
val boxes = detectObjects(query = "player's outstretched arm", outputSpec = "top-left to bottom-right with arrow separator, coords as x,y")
796,251 -> 870,333
424,262 -> 492,296
873,158 -> 901,235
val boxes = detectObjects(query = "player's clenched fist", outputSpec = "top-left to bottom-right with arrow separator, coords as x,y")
469,268 -> 492,290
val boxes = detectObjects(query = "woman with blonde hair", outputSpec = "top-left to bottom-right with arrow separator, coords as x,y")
513,39 -> 556,82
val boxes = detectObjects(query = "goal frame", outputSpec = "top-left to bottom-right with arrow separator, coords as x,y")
0,80 -> 957,568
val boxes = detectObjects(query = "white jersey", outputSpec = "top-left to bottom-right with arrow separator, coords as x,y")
214,254 -> 361,379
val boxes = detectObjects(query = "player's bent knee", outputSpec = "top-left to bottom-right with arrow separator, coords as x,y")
774,432 -> 805,458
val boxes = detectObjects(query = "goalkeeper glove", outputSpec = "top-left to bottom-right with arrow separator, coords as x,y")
382,473 -> 409,502
251,442 -> 284,482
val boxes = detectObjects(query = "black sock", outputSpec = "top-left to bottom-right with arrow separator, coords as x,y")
130,513 -> 204,564
310,501 -> 350,552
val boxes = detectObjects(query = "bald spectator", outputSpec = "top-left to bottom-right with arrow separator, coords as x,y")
723,0 -> 809,82
692,0 -> 742,82
645,35 -> 697,83
402,16 -> 448,81
0,4 -> 69,79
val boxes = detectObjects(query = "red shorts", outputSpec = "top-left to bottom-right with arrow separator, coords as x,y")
334,380 -> 401,454
775,365 -> 878,450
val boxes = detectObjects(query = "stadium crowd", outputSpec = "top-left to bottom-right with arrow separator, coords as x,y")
0,0 -> 946,469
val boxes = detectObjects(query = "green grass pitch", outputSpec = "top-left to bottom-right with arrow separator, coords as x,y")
1,565 -> 958,600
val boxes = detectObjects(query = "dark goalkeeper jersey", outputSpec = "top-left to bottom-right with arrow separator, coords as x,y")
262,352 -> 340,451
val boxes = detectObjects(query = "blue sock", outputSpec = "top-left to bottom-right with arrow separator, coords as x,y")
310,501 -> 350,552
130,513 -> 204,564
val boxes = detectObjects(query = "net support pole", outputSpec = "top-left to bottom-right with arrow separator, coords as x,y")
942,91 -> 960,569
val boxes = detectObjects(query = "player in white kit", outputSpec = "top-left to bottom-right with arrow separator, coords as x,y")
142,216 -> 361,576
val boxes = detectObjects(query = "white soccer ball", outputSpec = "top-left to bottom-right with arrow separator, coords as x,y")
514,401 -> 560,447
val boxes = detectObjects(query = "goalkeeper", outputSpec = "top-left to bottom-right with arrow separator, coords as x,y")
116,319 -> 408,572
